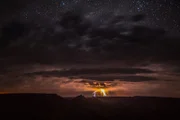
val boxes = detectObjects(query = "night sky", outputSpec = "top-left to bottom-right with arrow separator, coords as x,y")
20,0 -> 180,33
0,0 -> 180,97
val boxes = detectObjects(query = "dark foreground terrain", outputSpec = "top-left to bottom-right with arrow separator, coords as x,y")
0,94 -> 180,120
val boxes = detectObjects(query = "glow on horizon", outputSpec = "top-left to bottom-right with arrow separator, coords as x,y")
93,88 -> 107,97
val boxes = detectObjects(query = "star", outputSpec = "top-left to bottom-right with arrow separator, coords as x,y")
61,1 -> 65,6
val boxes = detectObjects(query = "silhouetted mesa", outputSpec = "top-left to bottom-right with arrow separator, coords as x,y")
0,93 -> 180,120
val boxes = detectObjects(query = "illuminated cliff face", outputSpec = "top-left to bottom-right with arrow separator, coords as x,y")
93,89 -> 107,97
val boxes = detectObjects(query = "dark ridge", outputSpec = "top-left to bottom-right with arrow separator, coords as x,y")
73,94 -> 86,100
71,94 -> 87,103
72,95 -> 103,105
0,93 -> 180,120
0,93 -> 65,108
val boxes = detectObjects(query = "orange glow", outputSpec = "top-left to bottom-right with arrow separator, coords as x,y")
93,88 -> 107,97
100,89 -> 107,96
0,92 -> 9,94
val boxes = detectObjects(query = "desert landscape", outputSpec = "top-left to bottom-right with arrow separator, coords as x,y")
1,93 -> 180,120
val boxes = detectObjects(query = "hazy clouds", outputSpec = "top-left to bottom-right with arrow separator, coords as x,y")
1,7 -> 180,97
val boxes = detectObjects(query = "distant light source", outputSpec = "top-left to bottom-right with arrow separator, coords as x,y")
100,89 -> 107,96
93,89 -> 107,97
61,1 -> 65,6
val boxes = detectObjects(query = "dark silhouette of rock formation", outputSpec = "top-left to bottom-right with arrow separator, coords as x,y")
0,93 -> 180,120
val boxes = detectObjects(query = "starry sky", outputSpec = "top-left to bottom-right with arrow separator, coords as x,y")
1,0 -> 180,97
18,0 -> 180,33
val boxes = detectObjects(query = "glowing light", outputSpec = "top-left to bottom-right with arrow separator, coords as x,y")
100,89 -> 107,96
93,91 -> 97,97
93,88 -> 107,97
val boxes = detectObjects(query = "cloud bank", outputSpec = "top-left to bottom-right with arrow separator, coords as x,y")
0,7 -> 180,97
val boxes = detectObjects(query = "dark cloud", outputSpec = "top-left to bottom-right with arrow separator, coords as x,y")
0,75 -> 24,89
129,26 -> 166,41
0,9 -> 180,66
0,21 -> 29,49
0,1 -> 180,97
131,14 -> 146,22
25,68 -> 154,77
